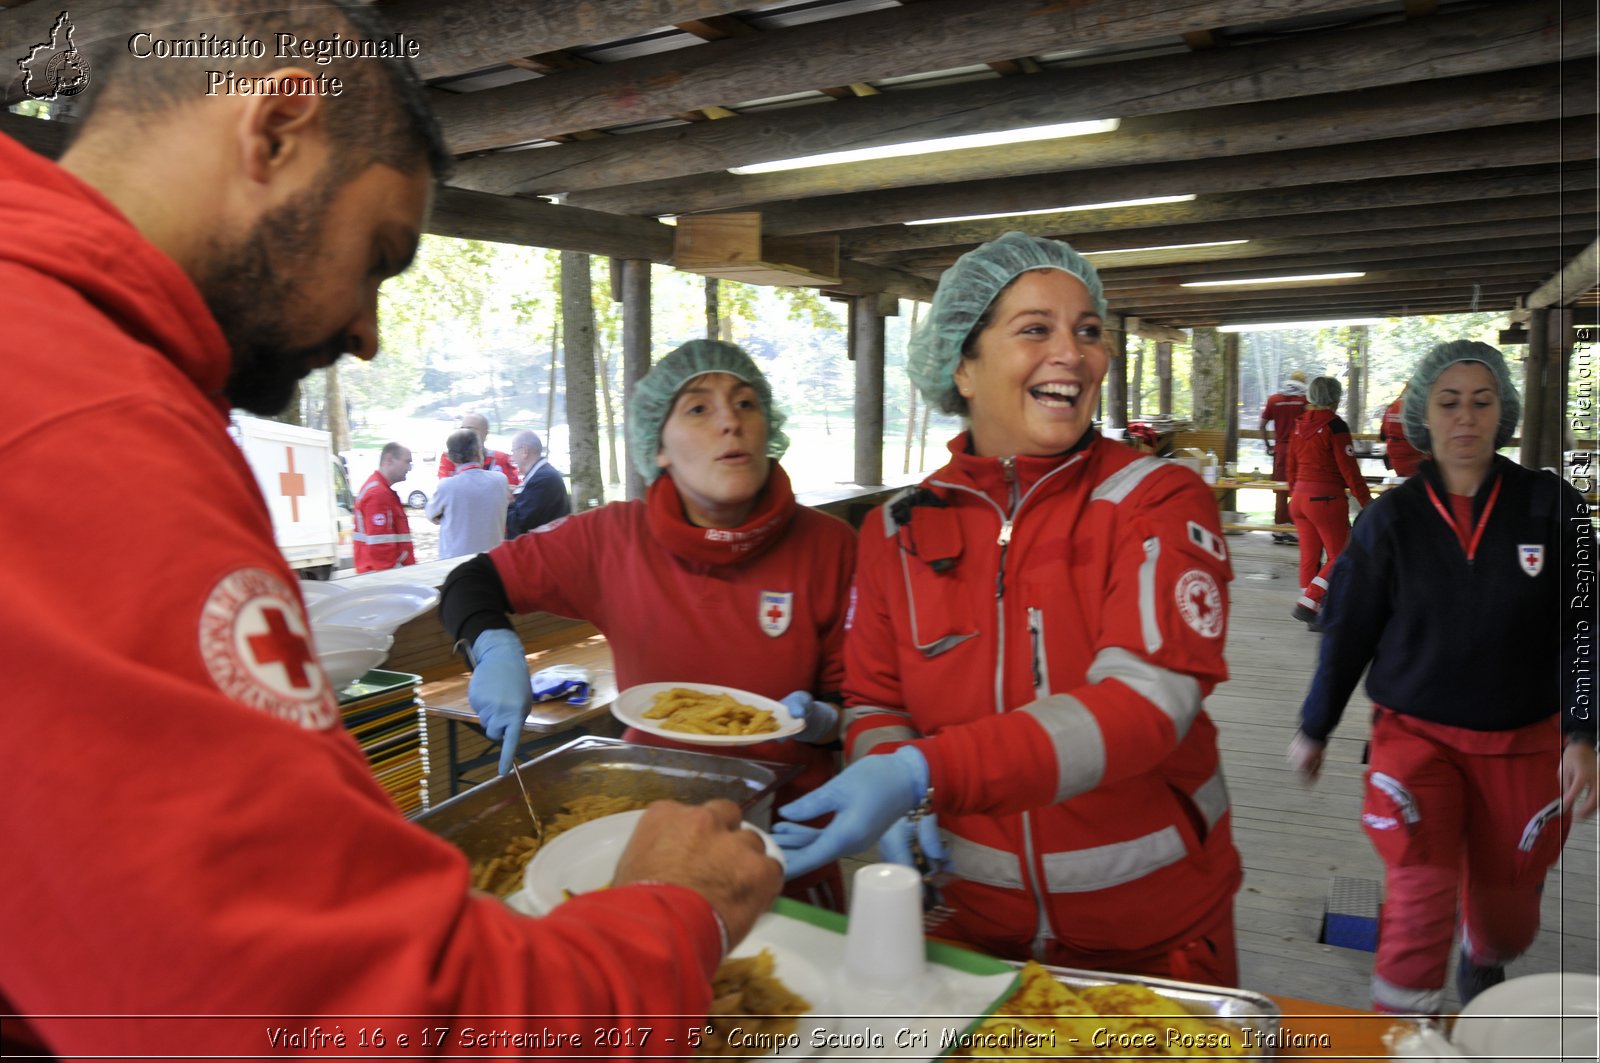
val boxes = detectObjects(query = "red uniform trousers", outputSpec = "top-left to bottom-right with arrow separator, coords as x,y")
1290,483 -> 1351,612
1270,451 -> 1293,526
1362,710 -> 1571,1014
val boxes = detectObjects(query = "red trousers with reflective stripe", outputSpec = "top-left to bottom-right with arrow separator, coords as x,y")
1362,710 -> 1570,1013
1290,485 -> 1350,607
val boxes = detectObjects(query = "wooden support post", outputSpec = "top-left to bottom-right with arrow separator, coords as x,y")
1157,341 -> 1174,418
1223,331 -> 1241,466
1537,308 -> 1573,470
851,294 -> 885,486
620,258 -> 652,500
1346,325 -> 1368,432
1105,326 -> 1128,430
1522,311 -> 1549,470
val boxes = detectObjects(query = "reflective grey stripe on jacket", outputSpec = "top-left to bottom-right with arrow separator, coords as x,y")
351,531 -> 412,545
1019,648 -> 1202,802
1089,455 -> 1165,505
843,706 -> 917,762
947,827 -> 1187,894
1190,767 -> 1230,831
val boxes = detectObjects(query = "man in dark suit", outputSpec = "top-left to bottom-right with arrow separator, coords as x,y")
506,429 -> 571,537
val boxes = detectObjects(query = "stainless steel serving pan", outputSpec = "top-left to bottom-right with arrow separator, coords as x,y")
412,735 -> 794,865
1035,963 -> 1283,1057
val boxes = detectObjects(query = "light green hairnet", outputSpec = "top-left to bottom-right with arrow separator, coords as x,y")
1401,340 -> 1521,452
627,339 -> 789,483
1307,376 -> 1342,408
907,231 -> 1108,415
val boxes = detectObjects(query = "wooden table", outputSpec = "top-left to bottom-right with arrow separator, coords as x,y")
419,634 -> 618,795
1268,995 -> 1395,1060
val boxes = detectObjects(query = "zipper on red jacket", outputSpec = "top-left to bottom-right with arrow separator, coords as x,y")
995,456 -> 1017,598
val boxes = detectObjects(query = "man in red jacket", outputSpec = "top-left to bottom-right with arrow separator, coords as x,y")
353,442 -> 416,572
0,3 -> 779,1058
1260,370 -> 1309,542
437,411 -> 521,484
1379,386 -> 1425,477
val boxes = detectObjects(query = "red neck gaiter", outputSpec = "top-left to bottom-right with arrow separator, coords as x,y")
645,462 -> 798,567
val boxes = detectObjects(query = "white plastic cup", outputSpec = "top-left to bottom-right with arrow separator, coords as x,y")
843,863 -> 927,991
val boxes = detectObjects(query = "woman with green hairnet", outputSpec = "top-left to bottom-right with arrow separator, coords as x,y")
1289,341 -> 1596,1014
773,232 -> 1243,983
439,339 -> 857,909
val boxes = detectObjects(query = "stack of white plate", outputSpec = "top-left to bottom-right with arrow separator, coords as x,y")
1452,972 -> 1599,1062
300,583 -> 436,689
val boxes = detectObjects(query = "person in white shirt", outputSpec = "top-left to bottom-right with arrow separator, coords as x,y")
426,428 -> 509,559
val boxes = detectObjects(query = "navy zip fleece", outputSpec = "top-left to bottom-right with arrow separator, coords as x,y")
1300,456 -> 1595,745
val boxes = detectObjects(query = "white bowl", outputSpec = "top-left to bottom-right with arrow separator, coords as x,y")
521,809 -> 782,916
311,625 -> 394,688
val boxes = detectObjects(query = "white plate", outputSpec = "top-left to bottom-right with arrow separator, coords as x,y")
521,809 -> 782,916
610,682 -> 801,746
306,584 -> 439,634
1452,972 -> 1599,1062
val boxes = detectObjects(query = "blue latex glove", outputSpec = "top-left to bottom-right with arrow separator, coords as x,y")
878,810 -> 948,873
771,746 -> 929,879
466,629 -> 533,776
779,690 -> 839,744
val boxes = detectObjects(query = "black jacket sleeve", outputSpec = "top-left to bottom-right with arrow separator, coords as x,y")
438,553 -> 517,649
1298,502 -> 1393,741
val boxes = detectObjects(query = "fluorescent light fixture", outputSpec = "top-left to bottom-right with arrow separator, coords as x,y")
903,193 -> 1194,226
1182,271 -> 1366,288
728,118 -> 1120,175
655,214 -> 678,226
1219,317 -> 1385,333
1082,239 -> 1247,256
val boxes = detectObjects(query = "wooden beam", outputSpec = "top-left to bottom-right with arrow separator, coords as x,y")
1122,318 -> 1188,344
0,110 -> 69,159
1525,239 -> 1600,309
565,66 -> 1589,216
379,1 -> 739,81
448,0 -> 1584,195
749,119 -> 1597,235
427,188 -> 676,261
431,0 -> 1384,153
839,165 -> 1593,257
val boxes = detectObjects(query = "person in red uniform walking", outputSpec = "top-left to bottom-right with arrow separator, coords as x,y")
0,4 -> 779,1058
441,339 -> 857,911
1261,370 -> 1309,542
437,410 -> 520,485
1284,376 -> 1372,628
772,233 -> 1243,984
352,441 -> 415,572
1379,385 -> 1425,477
1289,341 -> 1597,1013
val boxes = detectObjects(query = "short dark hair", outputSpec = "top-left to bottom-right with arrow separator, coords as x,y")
379,441 -> 408,462
75,1 -> 452,182
445,428 -> 480,465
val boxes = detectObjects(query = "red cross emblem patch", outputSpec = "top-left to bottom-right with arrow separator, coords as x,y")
1173,569 -> 1224,640
1518,544 -> 1544,577
199,568 -> 337,729
759,590 -> 793,638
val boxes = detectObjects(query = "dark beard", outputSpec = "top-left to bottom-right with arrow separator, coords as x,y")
199,177 -> 349,415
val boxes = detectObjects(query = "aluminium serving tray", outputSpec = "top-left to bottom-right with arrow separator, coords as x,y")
1030,962 -> 1283,1057
410,735 -> 796,864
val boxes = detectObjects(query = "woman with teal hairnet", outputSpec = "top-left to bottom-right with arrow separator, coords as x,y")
774,232 -> 1243,983
1289,341 -> 1596,1013
439,339 -> 857,909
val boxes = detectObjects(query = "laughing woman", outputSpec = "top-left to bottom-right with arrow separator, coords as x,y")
773,233 -> 1243,984
439,339 -> 856,909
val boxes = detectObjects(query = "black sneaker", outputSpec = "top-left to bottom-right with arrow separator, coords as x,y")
1291,604 -> 1319,625
1456,952 -> 1506,1005
1273,532 -> 1299,545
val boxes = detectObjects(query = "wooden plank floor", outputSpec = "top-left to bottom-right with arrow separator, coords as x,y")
1216,531 -> 1599,1008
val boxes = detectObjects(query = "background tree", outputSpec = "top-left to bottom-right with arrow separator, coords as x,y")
561,251 -> 602,508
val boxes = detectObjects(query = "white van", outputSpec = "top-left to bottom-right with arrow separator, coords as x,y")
232,414 -> 354,579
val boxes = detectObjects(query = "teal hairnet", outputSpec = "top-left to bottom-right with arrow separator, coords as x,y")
1401,340 -> 1521,452
907,231 -> 1108,415
1307,376 -> 1342,408
627,339 -> 790,483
